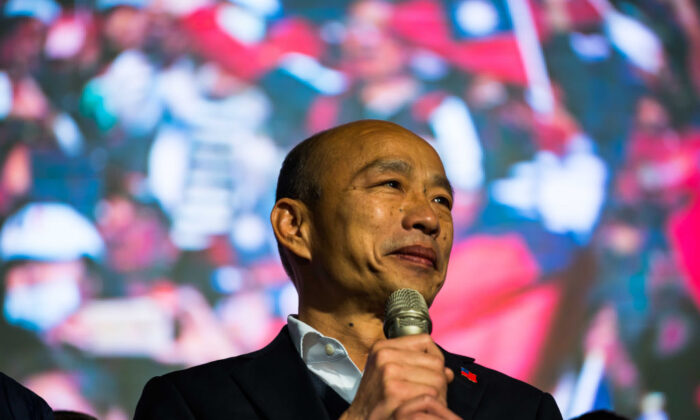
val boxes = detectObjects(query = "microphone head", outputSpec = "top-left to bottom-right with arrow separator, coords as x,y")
383,288 -> 432,338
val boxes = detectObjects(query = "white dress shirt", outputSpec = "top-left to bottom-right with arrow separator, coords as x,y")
287,315 -> 363,403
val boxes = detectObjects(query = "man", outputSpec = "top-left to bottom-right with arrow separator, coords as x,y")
134,120 -> 562,419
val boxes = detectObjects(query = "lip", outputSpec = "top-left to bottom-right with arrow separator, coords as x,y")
389,245 -> 438,269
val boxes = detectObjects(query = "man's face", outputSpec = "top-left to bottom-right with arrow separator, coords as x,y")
307,123 -> 454,310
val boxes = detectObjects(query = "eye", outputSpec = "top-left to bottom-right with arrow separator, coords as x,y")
433,195 -> 452,209
382,180 -> 401,189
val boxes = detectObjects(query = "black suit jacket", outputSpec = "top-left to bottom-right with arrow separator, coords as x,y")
134,326 -> 562,419
0,372 -> 54,420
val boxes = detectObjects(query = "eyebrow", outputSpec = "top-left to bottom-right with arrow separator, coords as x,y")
354,158 -> 412,177
353,158 -> 454,198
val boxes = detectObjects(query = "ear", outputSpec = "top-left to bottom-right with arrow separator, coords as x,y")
270,198 -> 313,261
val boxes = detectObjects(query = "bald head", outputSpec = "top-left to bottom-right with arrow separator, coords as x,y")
275,119 -> 421,207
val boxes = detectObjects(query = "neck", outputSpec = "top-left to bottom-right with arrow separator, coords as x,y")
298,305 -> 385,372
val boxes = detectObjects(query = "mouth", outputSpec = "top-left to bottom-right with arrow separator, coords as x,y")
389,245 -> 438,269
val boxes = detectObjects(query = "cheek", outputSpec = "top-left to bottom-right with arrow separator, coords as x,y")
442,214 -> 454,238
365,201 -> 395,226
358,199 -> 406,250
336,198 -> 395,256
439,214 -> 454,252
339,193 -> 394,225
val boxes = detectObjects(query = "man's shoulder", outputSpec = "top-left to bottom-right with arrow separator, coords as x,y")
135,329 -> 294,419
441,350 -> 562,419
443,350 -> 545,396
158,328 -> 289,388
159,354 -> 245,385
135,356 -> 256,419
470,361 -> 546,397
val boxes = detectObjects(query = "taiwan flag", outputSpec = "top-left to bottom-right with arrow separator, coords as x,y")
391,0 -> 546,85
181,4 -> 323,81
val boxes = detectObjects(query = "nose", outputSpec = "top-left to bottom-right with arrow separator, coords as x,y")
401,195 -> 440,236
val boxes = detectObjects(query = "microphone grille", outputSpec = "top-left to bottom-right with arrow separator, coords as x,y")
383,288 -> 432,338
385,288 -> 429,315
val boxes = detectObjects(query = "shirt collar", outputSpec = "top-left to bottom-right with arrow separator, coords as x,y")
287,314 -> 315,357
287,315 -> 363,403
288,315 -> 352,361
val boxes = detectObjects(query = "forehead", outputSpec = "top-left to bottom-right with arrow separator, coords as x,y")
318,123 -> 446,183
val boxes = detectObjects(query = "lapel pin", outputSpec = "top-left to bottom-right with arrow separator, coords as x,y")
460,367 -> 477,383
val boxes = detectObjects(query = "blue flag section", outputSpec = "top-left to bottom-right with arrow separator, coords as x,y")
446,0 -> 514,39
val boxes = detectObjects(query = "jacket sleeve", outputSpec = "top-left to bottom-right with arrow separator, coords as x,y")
133,375 -> 196,420
536,392 -> 564,420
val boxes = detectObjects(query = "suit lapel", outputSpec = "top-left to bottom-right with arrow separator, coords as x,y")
229,326 -> 329,420
442,350 -> 485,420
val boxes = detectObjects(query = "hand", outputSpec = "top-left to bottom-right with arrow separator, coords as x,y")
390,394 -> 462,420
340,334 -> 459,420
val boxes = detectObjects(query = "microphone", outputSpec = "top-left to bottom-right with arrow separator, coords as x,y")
383,288 -> 432,338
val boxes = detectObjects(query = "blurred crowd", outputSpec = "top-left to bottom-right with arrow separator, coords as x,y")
0,0 -> 699,418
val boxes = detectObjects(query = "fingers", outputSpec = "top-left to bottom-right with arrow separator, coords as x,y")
378,362 -> 448,402
364,393 -> 460,420
372,346 -> 446,378
368,335 -> 451,401
370,334 -> 446,376
374,334 -> 444,357
382,375 -> 443,402
346,334 -> 454,420
392,395 -> 462,420
444,367 -> 454,383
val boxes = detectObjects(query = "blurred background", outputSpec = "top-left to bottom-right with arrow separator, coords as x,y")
0,0 -> 698,418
